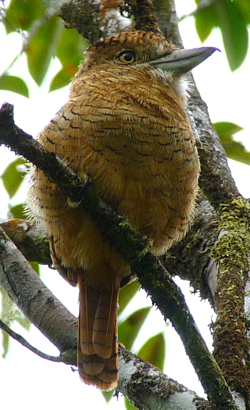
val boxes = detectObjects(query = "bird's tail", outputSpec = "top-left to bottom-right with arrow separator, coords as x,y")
77,274 -> 120,390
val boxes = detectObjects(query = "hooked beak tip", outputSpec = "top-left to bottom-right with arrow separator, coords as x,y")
152,46 -> 220,74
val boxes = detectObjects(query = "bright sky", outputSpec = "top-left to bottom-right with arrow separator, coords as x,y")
0,0 -> 250,409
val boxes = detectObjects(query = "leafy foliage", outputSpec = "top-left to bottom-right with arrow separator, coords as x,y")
4,0 -> 46,33
193,0 -> 249,71
26,13 -> 63,86
0,75 -> 29,97
214,121 -> 250,165
137,332 -> 166,370
119,306 -> 151,351
0,287 -> 31,358
1,0 -> 87,93
50,27 -> 89,91
8,203 -> 26,219
1,157 -> 26,199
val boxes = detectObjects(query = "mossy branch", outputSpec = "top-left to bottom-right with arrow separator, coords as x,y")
212,199 -> 250,396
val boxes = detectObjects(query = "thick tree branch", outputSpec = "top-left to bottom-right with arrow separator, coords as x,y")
0,226 -> 78,356
118,345 -> 210,410
0,219 -> 51,266
212,201 -> 250,396
59,0 -> 101,42
59,0 -> 130,41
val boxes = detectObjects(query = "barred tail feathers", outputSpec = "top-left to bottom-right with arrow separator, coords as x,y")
78,275 -> 119,390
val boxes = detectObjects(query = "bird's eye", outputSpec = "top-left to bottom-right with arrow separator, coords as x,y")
116,50 -> 136,64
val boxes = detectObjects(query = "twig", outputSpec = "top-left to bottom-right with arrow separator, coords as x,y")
0,319 -> 63,363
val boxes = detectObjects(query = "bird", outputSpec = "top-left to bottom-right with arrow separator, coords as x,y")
28,30 -> 216,390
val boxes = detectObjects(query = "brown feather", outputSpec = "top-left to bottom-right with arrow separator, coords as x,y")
78,274 -> 119,388
27,31 -> 203,390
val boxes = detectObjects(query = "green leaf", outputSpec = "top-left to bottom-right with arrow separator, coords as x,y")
193,0 -> 248,70
119,280 -> 140,316
49,66 -> 76,92
0,287 -> 30,358
56,27 -> 88,66
124,397 -> 137,410
29,262 -> 40,275
0,75 -> 29,98
224,143 -> 250,165
119,307 -> 151,351
214,121 -> 250,165
194,7 -> 218,43
213,0 -> 248,71
102,390 -> 114,403
137,332 -> 166,370
4,0 -> 46,34
49,28 -> 88,92
214,121 -> 243,141
26,13 -> 63,85
1,158 -> 27,199
8,203 -> 26,219
237,0 -> 250,24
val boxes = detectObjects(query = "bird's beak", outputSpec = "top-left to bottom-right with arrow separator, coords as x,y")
151,47 -> 219,74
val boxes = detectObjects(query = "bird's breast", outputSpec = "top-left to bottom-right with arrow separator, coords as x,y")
46,71 -> 200,254
68,82 -> 200,253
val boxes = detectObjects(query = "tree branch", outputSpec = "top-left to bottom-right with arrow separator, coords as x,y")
117,345 -> 210,410
0,219 -> 51,266
0,226 -> 78,356
59,0 -> 101,42
124,0 -> 160,33
0,319 -> 65,363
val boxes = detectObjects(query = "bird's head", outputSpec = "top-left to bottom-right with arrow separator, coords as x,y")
82,30 -> 217,77
78,31 -> 217,102
71,31 -> 216,105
